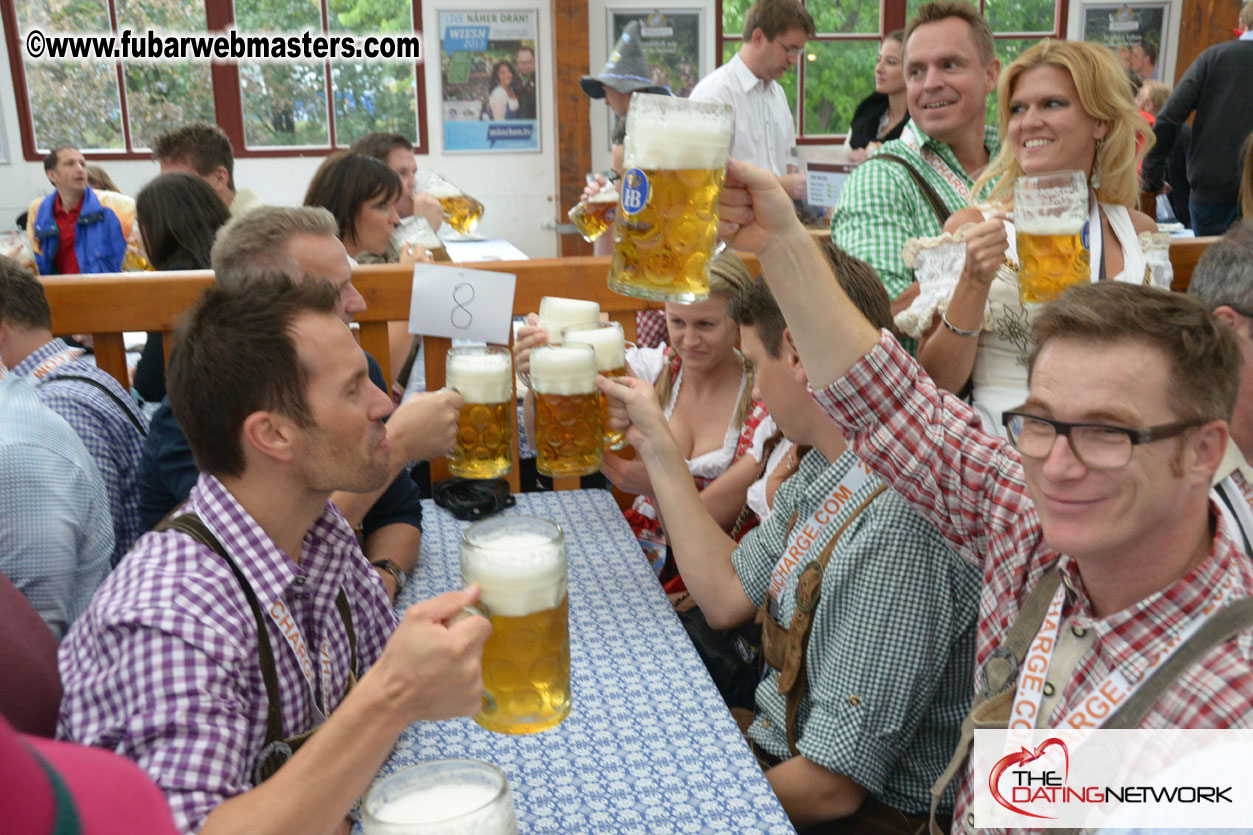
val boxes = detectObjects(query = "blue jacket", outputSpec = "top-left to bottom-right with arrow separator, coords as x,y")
32,186 -> 127,275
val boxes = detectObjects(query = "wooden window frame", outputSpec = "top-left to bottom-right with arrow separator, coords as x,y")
713,0 -> 1070,143
1,0 -> 428,161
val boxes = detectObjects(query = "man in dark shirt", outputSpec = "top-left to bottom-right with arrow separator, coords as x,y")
514,45 -> 537,119
1142,4 -> 1253,235
138,207 -> 461,600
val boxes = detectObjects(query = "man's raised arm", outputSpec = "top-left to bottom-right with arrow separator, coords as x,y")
718,160 -> 880,389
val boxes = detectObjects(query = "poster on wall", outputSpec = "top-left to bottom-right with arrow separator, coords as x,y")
1081,3 -> 1169,80
439,9 -> 540,153
605,9 -> 704,150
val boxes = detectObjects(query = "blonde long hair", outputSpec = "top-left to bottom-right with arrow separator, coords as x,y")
972,39 -> 1152,209
653,250 -> 756,434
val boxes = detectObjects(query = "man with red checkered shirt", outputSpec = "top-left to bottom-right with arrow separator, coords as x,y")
717,158 -> 1253,834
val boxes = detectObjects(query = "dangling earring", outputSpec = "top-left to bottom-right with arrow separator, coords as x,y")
1090,138 -> 1103,190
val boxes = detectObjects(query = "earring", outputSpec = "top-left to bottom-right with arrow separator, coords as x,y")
1090,138 -> 1103,190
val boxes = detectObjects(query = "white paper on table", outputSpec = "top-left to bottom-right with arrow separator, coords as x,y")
407,264 -> 516,345
440,237 -> 530,262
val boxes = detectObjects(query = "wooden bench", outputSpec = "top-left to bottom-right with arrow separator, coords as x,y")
40,255 -> 760,493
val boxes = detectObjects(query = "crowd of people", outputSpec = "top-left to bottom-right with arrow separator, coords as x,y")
3,0 -> 1253,832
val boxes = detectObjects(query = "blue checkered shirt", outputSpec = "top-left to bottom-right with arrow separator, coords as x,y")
0,368 -> 114,638
15,339 -> 149,564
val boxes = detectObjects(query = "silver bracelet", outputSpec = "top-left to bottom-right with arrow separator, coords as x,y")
941,310 -> 980,338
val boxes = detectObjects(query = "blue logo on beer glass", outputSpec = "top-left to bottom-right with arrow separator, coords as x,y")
621,168 -> 650,217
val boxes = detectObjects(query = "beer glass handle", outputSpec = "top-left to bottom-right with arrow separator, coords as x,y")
712,240 -> 727,259
449,603 -> 491,624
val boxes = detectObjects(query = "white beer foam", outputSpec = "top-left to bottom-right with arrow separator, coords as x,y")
462,530 -> 566,617
372,782 -> 500,825
624,109 -> 730,170
530,346 -> 598,395
562,326 -> 625,372
537,296 -> 600,344
423,183 -> 462,199
1016,216 -> 1087,235
587,190 -> 619,204
448,352 -> 512,404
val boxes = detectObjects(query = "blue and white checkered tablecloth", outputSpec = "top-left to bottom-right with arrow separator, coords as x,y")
365,490 -> 795,834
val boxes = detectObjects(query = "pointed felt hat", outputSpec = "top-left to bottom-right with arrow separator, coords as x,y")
581,20 -> 671,99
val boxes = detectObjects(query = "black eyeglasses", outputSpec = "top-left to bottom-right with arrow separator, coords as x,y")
1001,411 -> 1204,470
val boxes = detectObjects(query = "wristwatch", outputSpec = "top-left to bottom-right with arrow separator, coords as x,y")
370,559 -> 407,596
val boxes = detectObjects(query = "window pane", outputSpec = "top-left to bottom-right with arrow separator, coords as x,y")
14,0 -> 108,31
723,0 -> 752,38
235,0 -> 319,31
125,65 -> 216,149
115,0 -> 204,29
985,0 -> 1056,33
331,64 -> 417,145
26,62 -> 124,150
240,63 -> 330,146
801,40 -> 878,135
810,0 -> 880,35
987,38 -> 1041,125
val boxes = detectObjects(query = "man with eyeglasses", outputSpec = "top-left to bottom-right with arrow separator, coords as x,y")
718,158 -> 1253,835
1186,219 -> 1253,552
689,0 -> 814,201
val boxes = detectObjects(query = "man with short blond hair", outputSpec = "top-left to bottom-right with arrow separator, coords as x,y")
830,0 -> 1000,351
690,0 -> 815,199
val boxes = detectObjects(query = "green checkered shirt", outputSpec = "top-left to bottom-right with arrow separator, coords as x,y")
831,121 -> 1001,354
732,448 -> 979,815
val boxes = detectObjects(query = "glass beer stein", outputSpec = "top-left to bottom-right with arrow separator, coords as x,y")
363,760 -> 518,834
461,516 -> 570,735
568,177 -> 620,243
535,296 -> 600,346
562,320 -> 628,451
446,346 -> 513,479
417,169 -> 485,236
1014,170 -> 1091,306
607,93 -> 734,303
529,343 -> 603,477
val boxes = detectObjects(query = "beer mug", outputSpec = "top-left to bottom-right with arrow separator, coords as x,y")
446,346 -> 514,479
607,93 -> 734,303
562,320 -> 629,451
536,296 -> 600,345
1014,170 -> 1091,306
529,343 -> 603,477
568,178 -> 619,243
461,516 -> 570,735
362,759 -> 518,834
416,169 -> 485,236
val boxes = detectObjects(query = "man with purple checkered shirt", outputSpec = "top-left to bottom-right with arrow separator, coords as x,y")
717,158 -> 1253,834
58,279 -> 491,835
0,258 -> 147,565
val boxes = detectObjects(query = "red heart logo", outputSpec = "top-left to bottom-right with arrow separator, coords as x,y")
988,737 -> 1070,820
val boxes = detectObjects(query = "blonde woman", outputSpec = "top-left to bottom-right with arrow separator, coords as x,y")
895,39 -> 1172,435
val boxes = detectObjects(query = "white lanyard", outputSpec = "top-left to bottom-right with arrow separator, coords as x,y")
900,129 -> 974,203
768,457 -> 873,610
1215,472 -> 1253,556
26,347 -> 84,380
1009,565 -> 1239,733
266,598 -> 338,721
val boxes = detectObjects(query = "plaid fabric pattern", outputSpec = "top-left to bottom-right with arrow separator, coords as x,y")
635,309 -> 668,349
814,332 -> 1253,834
830,122 -> 1000,354
16,338 -> 148,563
57,474 -> 400,833
733,448 -> 979,815
0,370 -> 113,639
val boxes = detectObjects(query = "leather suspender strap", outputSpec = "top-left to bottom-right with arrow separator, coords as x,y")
157,514 -> 284,746
927,567 -> 1062,835
756,484 -> 889,757
874,153 -> 954,226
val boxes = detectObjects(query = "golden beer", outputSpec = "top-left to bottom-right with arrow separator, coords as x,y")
562,321 -> 629,451
460,516 -> 569,735
530,344 -> 603,477
608,93 -> 733,303
430,190 -> 485,236
446,346 -> 513,479
1016,229 -> 1091,305
568,190 -> 618,242
1014,170 -> 1091,306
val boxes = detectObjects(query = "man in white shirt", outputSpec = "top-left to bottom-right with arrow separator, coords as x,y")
689,0 -> 814,200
